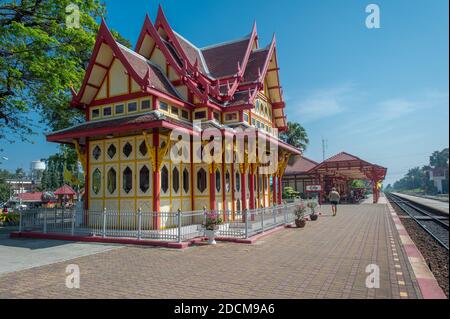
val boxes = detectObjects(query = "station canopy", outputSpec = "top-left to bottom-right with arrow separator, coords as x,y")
307,152 -> 387,182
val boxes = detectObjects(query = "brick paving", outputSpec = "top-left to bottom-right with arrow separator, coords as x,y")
0,204 -> 422,299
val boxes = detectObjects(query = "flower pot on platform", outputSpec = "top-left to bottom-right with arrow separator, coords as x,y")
310,213 -> 318,221
204,229 -> 218,245
295,219 -> 306,228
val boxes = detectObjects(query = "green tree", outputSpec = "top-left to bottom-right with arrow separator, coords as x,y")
279,122 -> 309,151
0,0 -> 130,142
350,180 -> 365,189
0,169 -> 13,202
430,148 -> 449,168
39,145 -> 83,191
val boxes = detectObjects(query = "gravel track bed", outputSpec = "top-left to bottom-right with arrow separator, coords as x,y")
389,200 -> 449,298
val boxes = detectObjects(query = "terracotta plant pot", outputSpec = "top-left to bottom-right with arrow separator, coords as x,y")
295,219 -> 306,228
310,214 -> 318,221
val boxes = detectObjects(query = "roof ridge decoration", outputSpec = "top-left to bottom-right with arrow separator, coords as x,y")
200,35 -> 252,51
136,7 -> 261,102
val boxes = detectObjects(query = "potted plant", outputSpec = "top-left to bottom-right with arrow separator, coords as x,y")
294,202 -> 307,228
307,201 -> 319,221
203,211 -> 223,244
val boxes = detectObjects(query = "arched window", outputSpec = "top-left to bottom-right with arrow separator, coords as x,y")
92,168 -> 101,194
161,165 -> 169,193
107,168 -> 116,194
215,169 -> 221,192
225,170 -> 231,192
172,167 -> 180,193
183,168 -> 189,193
107,144 -> 116,159
92,146 -> 101,160
139,165 -> 150,193
197,168 -> 207,193
123,166 -> 133,193
123,142 -> 132,158
235,172 -> 241,192
139,141 -> 147,156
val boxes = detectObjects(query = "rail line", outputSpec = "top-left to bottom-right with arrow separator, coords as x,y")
386,192 -> 449,250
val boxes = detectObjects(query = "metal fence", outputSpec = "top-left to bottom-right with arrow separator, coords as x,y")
18,202 -> 305,243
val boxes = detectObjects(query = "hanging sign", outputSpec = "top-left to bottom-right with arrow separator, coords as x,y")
306,185 -> 322,192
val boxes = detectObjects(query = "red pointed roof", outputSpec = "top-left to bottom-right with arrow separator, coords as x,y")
201,37 -> 252,78
308,152 -> 387,181
54,184 -> 76,196
323,152 -> 363,163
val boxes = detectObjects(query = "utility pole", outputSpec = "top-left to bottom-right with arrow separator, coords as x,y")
322,138 -> 328,161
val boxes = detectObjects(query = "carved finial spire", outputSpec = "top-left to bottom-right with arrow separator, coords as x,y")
237,61 -> 241,73
143,67 -> 151,88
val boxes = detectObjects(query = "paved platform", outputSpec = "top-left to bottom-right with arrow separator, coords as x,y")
0,235 -> 121,276
0,203 -> 425,299
392,192 -> 449,215
361,194 -> 388,204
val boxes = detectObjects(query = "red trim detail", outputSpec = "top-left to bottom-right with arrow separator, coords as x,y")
152,130 -> 161,229
209,169 -> 216,210
46,119 -> 195,142
241,171 -> 247,212
249,170 -> 255,210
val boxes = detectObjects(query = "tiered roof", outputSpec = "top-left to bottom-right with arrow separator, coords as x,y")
70,5 -> 287,130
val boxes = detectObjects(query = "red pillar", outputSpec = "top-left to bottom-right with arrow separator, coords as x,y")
278,175 -> 282,204
231,163 -> 235,219
256,174 -> 260,208
249,168 -> 255,209
84,139 -> 90,225
209,164 -> 216,210
222,160 -> 226,222
241,170 -> 247,211
272,175 -> 277,206
152,130 -> 160,229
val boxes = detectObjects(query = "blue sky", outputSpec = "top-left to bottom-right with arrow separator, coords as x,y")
1,0 -> 448,186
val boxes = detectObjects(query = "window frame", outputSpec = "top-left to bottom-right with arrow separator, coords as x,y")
127,101 -> 138,113
140,99 -> 151,111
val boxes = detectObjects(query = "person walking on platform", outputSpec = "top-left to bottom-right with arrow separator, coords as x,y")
329,187 -> 341,216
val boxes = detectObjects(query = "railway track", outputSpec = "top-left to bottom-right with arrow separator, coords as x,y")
386,192 -> 449,250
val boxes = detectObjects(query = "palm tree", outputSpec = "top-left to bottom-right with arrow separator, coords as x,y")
279,122 -> 309,151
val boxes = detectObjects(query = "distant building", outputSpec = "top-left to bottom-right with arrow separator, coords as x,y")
5,179 -> 34,196
428,167 -> 448,194
283,152 -> 387,203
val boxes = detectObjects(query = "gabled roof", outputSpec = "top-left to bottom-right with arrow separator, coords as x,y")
17,192 -> 43,202
322,152 -> 363,163
308,152 -> 387,181
201,37 -> 252,78
54,184 -> 77,196
285,156 -> 319,175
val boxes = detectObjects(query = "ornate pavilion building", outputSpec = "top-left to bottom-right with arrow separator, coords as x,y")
46,6 -> 301,227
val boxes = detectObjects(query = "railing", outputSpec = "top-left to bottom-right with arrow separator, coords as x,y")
18,202 -> 302,243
